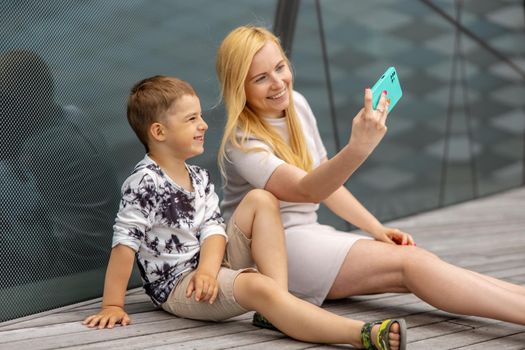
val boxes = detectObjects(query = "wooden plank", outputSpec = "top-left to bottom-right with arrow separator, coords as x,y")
60,322 -> 278,350
0,311 -> 174,343
146,329 -> 285,350
0,288 -> 149,330
228,338 -> 314,350
407,321 -> 472,343
455,332 -> 525,349
409,322 -> 525,349
0,318 -> 207,350
0,302 -> 158,331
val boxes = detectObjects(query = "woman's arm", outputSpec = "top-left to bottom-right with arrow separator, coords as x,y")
323,183 -> 415,245
265,144 -> 366,203
265,89 -> 389,203
323,185 -> 383,235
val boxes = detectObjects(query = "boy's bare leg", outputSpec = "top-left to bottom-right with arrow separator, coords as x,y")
232,189 -> 288,290
234,272 -> 402,349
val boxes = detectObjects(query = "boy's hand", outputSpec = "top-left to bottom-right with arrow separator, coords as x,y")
82,306 -> 131,329
186,270 -> 219,304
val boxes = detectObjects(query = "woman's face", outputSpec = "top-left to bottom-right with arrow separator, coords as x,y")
244,41 -> 292,118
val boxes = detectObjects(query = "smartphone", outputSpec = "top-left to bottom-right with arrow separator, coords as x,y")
371,66 -> 402,113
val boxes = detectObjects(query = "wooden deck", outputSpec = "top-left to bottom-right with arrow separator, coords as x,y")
1,187 -> 524,349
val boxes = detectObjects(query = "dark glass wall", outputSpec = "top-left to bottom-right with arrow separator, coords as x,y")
0,0 -> 276,322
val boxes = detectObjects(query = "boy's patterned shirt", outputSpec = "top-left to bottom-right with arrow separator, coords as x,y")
112,155 -> 226,306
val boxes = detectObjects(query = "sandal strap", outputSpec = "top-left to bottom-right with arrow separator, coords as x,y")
376,319 -> 395,350
361,320 -> 383,350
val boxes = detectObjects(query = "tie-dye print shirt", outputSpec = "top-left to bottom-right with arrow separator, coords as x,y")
112,155 -> 226,306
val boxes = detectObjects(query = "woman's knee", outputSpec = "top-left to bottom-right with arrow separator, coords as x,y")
402,246 -> 440,271
234,190 -> 279,232
236,272 -> 278,303
243,189 -> 279,210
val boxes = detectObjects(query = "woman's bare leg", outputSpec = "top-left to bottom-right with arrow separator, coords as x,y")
327,240 -> 525,325
234,272 -> 402,349
232,189 -> 288,290
468,270 -> 525,296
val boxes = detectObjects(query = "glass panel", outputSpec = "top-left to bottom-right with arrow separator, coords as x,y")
0,0 -> 276,322
419,0 -> 525,201
291,0 -> 524,224
293,0 -> 348,230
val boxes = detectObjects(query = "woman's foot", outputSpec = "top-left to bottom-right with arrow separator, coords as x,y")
361,319 -> 406,350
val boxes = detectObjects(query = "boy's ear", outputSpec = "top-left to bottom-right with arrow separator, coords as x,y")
149,122 -> 165,141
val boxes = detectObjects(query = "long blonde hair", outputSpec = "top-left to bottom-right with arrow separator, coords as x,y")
216,25 -> 312,175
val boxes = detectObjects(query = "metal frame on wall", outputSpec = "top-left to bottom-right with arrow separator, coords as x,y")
273,0 -> 300,56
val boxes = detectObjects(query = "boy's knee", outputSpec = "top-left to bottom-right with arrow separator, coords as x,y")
244,189 -> 279,209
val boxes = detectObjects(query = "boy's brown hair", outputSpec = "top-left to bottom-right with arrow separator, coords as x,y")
127,75 -> 196,152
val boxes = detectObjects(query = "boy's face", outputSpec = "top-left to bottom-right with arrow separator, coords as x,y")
161,94 -> 208,160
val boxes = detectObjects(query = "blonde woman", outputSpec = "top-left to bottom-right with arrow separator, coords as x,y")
216,25 -> 525,334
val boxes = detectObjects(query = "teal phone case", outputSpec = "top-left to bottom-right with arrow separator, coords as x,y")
371,66 -> 402,113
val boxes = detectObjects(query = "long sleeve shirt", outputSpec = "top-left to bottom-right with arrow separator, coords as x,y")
112,155 -> 226,305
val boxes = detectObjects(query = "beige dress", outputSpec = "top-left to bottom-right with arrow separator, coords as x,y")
221,91 -> 369,305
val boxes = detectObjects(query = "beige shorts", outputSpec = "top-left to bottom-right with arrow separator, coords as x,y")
161,219 -> 256,321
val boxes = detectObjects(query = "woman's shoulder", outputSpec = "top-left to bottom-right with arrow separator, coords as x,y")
292,90 -> 308,107
292,90 -> 314,116
228,126 -> 273,149
292,90 -> 317,127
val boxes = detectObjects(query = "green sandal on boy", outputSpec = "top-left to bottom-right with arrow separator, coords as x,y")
361,319 -> 407,350
252,312 -> 279,331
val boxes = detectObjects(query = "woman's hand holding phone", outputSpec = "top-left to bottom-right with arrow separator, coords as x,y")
371,66 -> 403,113
347,88 -> 390,158
346,66 -> 402,158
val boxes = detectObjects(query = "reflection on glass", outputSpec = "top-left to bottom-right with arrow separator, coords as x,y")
1,0 -> 278,323
0,50 -> 120,288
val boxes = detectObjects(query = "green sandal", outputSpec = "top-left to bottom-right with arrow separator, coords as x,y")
252,312 -> 279,332
361,318 -> 407,350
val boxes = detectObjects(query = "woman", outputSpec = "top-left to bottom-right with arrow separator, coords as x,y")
215,25 -> 525,327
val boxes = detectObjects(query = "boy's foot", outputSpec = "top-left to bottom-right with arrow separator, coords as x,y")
252,312 -> 279,332
361,319 -> 406,350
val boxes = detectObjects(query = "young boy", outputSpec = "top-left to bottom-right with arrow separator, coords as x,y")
82,76 -> 405,350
